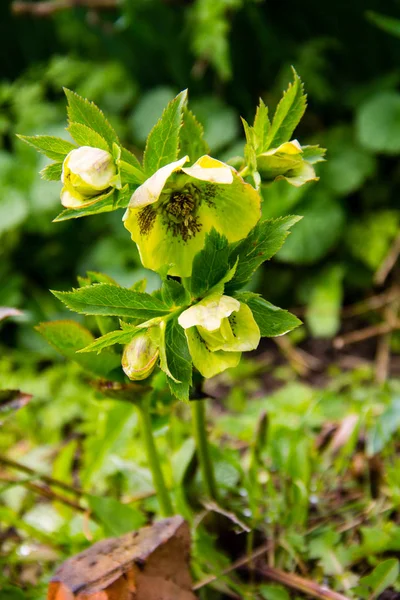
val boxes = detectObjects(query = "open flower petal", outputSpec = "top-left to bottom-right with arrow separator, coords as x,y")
127,155 -> 189,210
182,155 -> 233,184
178,294 -> 240,331
219,302 -> 260,352
123,156 -> 261,277
185,327 -> 241,378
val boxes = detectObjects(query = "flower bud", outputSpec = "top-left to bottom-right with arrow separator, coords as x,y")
122,332 -> 159,381
61,146 -> 116,208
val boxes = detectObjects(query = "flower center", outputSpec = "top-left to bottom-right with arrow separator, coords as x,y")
162,188 -> 202,242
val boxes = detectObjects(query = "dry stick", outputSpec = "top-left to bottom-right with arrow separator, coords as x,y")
375,302 -> 399,383
12,0 -> 117,16
193,543 -> 271,591
0,475 -> 85,512
0,455 -> 83,497
341,286 -> 400,317
274,336 -> 321,376
374,232 -> 400,286
333,320 -> 400,349
256,565 -> 351,600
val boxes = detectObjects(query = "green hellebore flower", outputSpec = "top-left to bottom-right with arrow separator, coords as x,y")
178,292 -> 260,378
61,146 -> 118,208
257,140 -> 318,187
123,155 -> 261,277
122,331 -> 159,381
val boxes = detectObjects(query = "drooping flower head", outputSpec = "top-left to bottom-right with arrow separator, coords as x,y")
61,146 -> 118,208
123,155 -> 261,277
178,293 -> 260,378
257,140 -> 318,187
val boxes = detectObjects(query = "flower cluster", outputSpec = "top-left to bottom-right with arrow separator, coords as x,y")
23,83 -> 315,395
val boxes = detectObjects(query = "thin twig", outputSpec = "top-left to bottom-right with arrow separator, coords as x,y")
333,320 -> 400,349
0,475 -> 85,512
341,286 -> 399,317
375,301 -> 399,383
12,0 -> 117,16
374,232 -> 400,286
274,337 -> 321,375
256,565 -> 351,600
193,543 -> 271,591
0,455 -> 83,497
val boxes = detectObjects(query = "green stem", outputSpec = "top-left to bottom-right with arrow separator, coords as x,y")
192,400 -> 218,500
137,399 -> 174,517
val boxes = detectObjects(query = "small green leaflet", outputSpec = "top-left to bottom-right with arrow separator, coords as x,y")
301,145 -> 326,164
253,99 -> 270,153
52,283 -> 171,320
235,292 -> 301,337
36,320 -> 122,379
40,162 -> 63,181
263,69 -> 307,151
87,495 -> 146,536
67,122 -> 109,151
225,216 -> 302,293
143,89 -> 188,176
17,135 -> 76,161
179,107 -> 209,161
190,229 -> 232,297
356,558 -> 400,599
165,318 -> 192,401
161,279 -> 190,308
64,88 -> 119,149
78,326 -> 138,354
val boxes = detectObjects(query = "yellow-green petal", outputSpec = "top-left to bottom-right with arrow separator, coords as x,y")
178,293 -> 240,331
185,327 -> 241,378
219,302 -> 260,352
182,155 -> 233,184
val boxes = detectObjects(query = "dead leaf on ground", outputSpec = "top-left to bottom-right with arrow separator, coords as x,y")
47,515 -> 197,600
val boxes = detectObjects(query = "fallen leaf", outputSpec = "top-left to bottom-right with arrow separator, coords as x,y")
47,516 -> 197,600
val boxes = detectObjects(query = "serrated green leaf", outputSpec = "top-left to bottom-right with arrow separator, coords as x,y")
120,146 -> 143,170
165,318 -> 192,401
87,495 -> 146,536
225,216 -> 302,293
161,279 -> 190,308
78,327 -> 138,354
143,89 -> 188,176
40,161 -> 63,181
53,189 -> 116,222
64,88 -> 119,149
190,229 -> 232,297
67,122 -> 109,151
179,107 -> 209,161
17,135 -> 76,161
236,293 -> 302,337
264,70 -> 307,150
52,283 -> 171,319
242,117 -> 258,174
253,98 -> 270,153
36,320 -> 122,379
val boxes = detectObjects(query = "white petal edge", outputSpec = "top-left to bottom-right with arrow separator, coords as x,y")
182,155 -> 234,184
125,155 -> 189,212
178,294 -> 240,331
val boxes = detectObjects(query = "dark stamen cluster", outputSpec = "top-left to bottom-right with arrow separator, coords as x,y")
162,189 -> 202,242
138,205 -> 157,235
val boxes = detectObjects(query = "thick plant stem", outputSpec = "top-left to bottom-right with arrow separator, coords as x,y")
192,399 -> 218,501
137,400 -> 173,517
